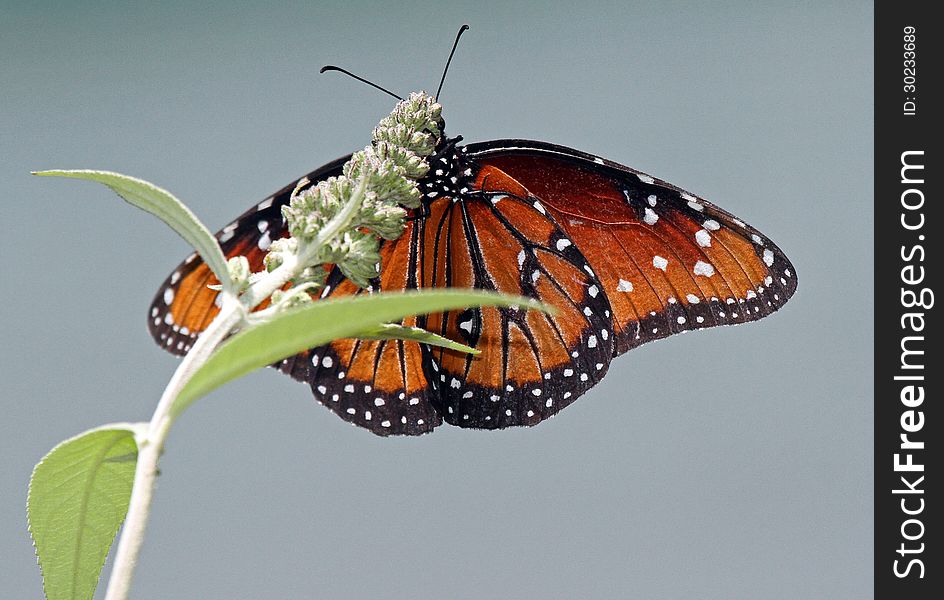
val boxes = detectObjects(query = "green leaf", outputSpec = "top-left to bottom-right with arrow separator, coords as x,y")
355,322 -> 480,355
33,170 -> 231,291
174,290 -> 550,417
28,423 -> 144,600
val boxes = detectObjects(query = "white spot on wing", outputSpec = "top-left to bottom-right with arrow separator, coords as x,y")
695,229 -> 711,247
693,261 -> 715,277
653,256 -> 668,271
219,222 -> 238,243
682,193 -> 703,211
616,279 -> 634,292
643,208 -> 659,225
258,231 -> 271,250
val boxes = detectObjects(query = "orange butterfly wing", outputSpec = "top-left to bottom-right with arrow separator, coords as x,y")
148,156 -> 347,355
297,219 -> 442,435
467,140 -> 797,356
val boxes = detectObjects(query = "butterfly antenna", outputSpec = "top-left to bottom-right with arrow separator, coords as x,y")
320,65 -> 404,101
435,24 -> 470,101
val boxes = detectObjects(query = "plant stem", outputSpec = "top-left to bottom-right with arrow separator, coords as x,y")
102,299 -> 243,600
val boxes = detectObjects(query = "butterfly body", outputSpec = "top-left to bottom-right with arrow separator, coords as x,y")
150,133 -> 796,436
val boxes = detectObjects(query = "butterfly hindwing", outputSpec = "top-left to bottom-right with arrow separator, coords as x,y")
467,140 -> 798,356
296,220 -> 443,436
418,163 -> 615,429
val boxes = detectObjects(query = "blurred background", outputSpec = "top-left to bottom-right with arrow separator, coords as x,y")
1,1 -> 872,598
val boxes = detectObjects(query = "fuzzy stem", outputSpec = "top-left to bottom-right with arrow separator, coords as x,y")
99,90 -> 435,597
103,297 -> 243,600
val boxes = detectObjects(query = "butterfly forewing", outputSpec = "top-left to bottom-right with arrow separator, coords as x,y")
147,157 -> 349,356
467,140 -> 798,356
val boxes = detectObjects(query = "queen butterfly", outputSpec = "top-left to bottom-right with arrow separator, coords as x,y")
147,32 -> 797,437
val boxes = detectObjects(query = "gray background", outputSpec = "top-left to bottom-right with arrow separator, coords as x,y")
1,1 -> 872,598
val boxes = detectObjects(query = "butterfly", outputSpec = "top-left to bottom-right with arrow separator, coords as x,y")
148,132 -> 797,435
147,30 -> 796,436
